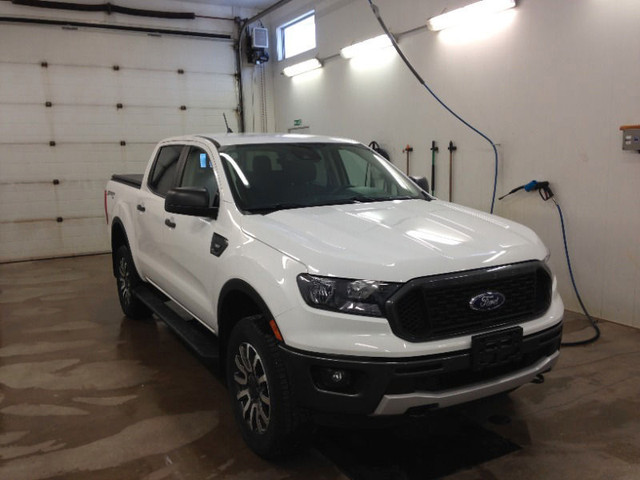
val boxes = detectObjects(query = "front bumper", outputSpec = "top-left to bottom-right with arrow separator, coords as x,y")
280,321 -> 562,416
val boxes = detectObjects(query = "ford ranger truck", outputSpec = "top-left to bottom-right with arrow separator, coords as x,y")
105,134 -> 563,458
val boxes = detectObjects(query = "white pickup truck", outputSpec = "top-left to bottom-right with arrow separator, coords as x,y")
105,133 -> 563,458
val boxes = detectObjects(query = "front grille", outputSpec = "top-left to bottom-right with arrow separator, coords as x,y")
386,261 -> 552,342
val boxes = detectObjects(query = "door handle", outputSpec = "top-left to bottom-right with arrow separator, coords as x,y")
164,218 -> 176,229
136,204 -> 146,212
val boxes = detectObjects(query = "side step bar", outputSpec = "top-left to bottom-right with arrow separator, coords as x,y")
133,284 -> 219,361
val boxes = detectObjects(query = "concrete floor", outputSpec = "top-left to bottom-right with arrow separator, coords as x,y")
0,254 -> 639,480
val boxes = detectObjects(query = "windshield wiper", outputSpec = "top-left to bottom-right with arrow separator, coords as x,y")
312,195 -> 375,206
244,202 -> 310,214
244,195 -> 426,214
368,194 -> 432,202
325,195 -> 421,205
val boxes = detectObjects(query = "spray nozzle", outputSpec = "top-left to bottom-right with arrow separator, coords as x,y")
499,180 -> 554,201
524,180 -> 539,191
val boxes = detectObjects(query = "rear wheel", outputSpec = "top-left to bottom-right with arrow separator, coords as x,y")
115,245 -> 151,319
226,316 -> 308,458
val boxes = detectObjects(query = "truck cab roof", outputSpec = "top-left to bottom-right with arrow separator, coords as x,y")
160,133 -> 360,147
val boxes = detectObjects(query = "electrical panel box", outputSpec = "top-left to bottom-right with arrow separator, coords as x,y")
620,125 -> 640,152
252,28 -> 269,49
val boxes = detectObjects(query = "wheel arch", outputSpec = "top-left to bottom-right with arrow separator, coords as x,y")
110,217 -> 130,277
217,279 -> 276,368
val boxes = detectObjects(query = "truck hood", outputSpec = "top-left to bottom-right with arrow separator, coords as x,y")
240,199 -> 548,282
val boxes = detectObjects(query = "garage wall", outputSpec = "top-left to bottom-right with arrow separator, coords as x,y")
264,0 -> 640,328
0,0 -> 263,262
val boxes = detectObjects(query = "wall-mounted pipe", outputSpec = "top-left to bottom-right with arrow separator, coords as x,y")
0,16 -> 232,39
11,0 -> 197,20
234,18 -> 246,132
234,0 -> 295,132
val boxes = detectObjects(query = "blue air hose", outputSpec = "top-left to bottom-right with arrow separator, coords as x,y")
553,198 -> 601,346
500,180 -> 601,346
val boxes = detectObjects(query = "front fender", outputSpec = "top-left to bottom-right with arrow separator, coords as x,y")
214,236 -> 306,323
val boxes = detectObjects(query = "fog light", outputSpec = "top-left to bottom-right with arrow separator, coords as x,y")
330,369 -> 348,384
312,367 -> 358,393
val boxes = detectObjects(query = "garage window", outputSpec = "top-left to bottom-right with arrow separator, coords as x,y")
279,12 -> 316,60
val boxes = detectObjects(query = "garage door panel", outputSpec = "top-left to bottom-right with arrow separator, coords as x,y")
0,144 -> 152,183
1,106 -> 239,144
0,26 -> 235,71
181,110 -> 239,131
49,108 -> 123,142
1,24 -> 239,262
0,65 -> 239,107
44,66 -> 123,105
1,222 -> 67,263
0,105 -> 53,142
0,179 -> 107,221
154,40 -> 236,73
0,64 -> 48,103
0,106 -> 120,143
44,68 -> 190,106
116,71 -> 236,106
0,107 -> 238,145
118,71 -> 185,105
0,218 -> 109,263
0,145 -> 62,181
119,109 -> 238,136
181,75 -> 237,104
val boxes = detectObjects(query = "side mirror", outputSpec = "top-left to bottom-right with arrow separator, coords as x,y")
410,176 -> 430,193
165,187 -> 218,218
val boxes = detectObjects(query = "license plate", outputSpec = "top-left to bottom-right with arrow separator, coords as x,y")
471,327 -> 523,371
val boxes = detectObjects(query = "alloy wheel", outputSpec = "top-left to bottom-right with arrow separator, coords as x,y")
118,256 -> 132,306
233,342 -> 271,434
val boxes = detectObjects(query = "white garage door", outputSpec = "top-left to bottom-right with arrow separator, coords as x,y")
0,23 -> 239,262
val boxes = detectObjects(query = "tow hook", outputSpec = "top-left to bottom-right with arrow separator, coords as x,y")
531,374 -> 545,384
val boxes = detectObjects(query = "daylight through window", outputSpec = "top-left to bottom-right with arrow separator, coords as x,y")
280,12 -> 316,60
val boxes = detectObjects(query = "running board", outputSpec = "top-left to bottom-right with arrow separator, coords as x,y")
133,284 -> 219,361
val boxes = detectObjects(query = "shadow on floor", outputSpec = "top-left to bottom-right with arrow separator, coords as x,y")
313,408 -> 521,480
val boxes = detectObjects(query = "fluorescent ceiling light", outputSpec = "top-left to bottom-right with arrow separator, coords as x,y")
282,58 -> 322,77
439,9 -> 516,45
340,34 -> 392,59
427,0 -> 516,31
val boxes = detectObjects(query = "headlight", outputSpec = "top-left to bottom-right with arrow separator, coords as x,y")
297,274 -> 401,317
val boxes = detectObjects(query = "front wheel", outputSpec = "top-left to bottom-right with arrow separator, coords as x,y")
115,245 -> 151,320
226,316 -> 308,458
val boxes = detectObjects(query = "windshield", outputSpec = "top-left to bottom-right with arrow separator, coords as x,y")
219,143 -> 429,213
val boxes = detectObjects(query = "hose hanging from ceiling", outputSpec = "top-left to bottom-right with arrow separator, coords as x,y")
366,0 -> 500,213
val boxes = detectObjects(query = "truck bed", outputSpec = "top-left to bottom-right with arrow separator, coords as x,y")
111,173 -> 143,189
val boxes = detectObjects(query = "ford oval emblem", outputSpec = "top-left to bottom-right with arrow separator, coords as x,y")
469,291 -> 506,311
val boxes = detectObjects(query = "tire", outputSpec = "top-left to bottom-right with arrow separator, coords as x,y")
115,245 -> 151,319
226,316 -> 308,458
